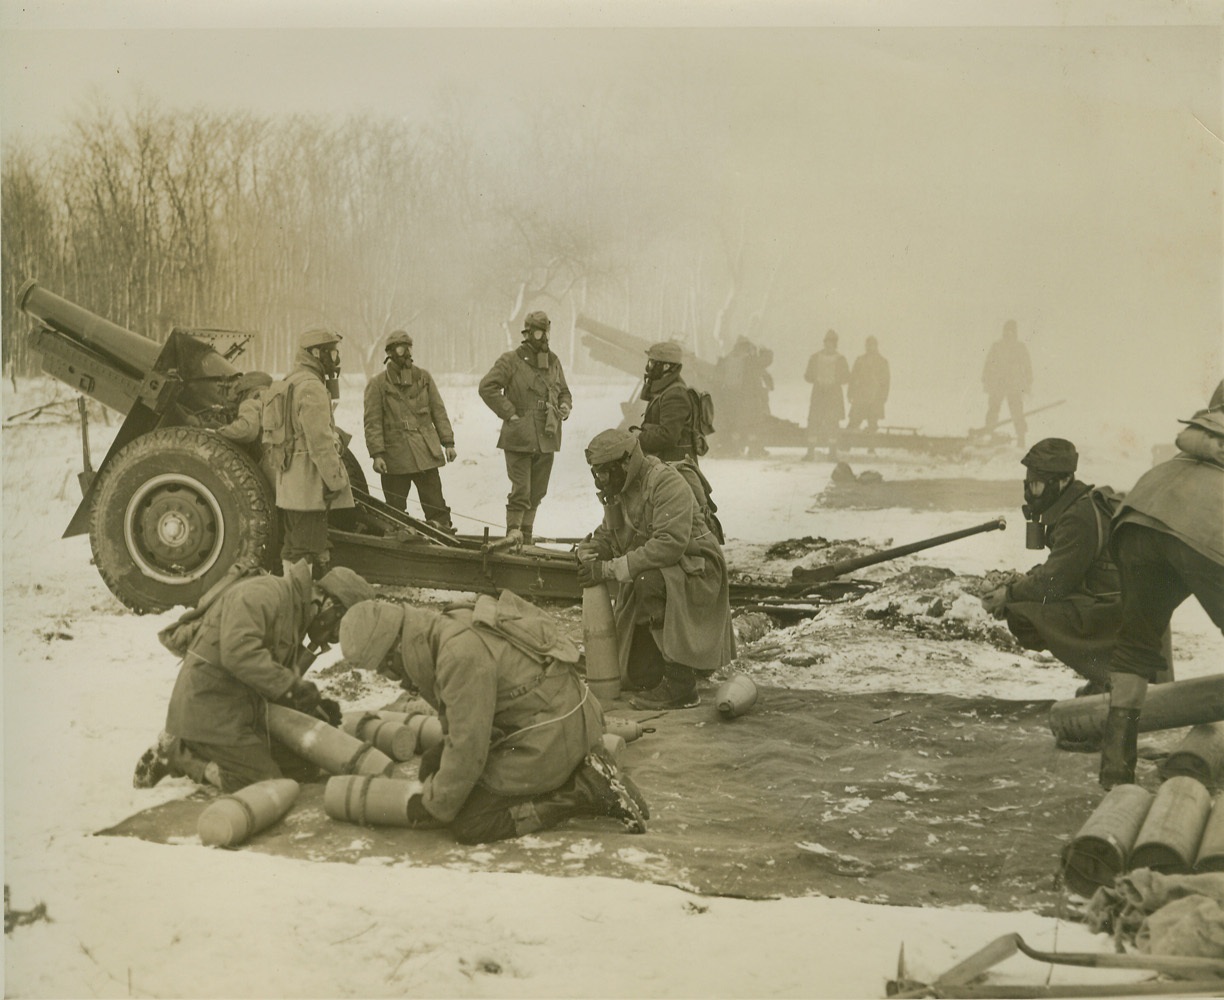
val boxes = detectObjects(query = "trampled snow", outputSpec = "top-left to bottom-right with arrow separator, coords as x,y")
4,375 -> 1220,997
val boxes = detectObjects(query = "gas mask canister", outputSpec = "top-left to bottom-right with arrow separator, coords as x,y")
1022,473 -> 1065,548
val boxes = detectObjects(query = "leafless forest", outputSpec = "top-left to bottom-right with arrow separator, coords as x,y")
1,93 -> 776,379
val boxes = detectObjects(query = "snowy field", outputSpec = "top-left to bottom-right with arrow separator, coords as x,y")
4,372 -> 1221,998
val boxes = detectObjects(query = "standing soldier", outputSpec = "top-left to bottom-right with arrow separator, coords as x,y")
264,328 -> 354,577
363,330 -> 457,531
577,429 -> 734,709
638,340 -> 697,462
637,340 -> 723,543
846,336 -> 891,433
214,370 -> 275,480
479,311 -> 572,546
982,319 -> 1032,448
804,329 -> 850,459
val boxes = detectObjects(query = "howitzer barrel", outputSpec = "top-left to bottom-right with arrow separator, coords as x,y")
792,517 -> 1007,584
19,279 -> 163,379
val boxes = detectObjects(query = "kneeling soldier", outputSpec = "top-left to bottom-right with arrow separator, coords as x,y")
338,591 -> 649,844
578,429 -> 735,710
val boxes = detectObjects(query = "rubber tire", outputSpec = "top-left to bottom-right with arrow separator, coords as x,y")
89,426 -> 275,613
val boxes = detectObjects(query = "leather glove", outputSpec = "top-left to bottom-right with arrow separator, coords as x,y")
980,585 -> 1010,620
406,793 -> 435,825
372,456 -> 388,474
444,446 -> 457,463
287,679 -> 321,713
575,539 -> 600,563
576,560 -> 608,588
418,740 -> 444,781
323,486 -> 345,509
559,402 -> 571,421
314,696 -> 342,727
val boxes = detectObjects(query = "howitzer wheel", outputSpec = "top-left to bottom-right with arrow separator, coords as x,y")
89,426 -> 275,613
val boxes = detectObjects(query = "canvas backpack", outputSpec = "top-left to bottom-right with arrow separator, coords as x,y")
470,590 -> 581,664
686,387 -> 716,457
260,378 -> 296,472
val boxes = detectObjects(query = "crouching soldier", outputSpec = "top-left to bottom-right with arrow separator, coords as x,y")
133,564 -> 375,792
1098,407 -> 1224,788
578,429 -> 735,710
338,591 -> 648,844
980,438 -> 1134,695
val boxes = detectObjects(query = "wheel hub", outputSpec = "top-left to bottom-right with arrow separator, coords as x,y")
125,474 -> 226,584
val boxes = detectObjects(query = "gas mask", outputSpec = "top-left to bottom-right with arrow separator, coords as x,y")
642,360 -> 678,399
387,344 -> 413,370
590,456 -> 631,506
309,345 -> 342,399
306,595 -> 346,652
525,328 -> 550,367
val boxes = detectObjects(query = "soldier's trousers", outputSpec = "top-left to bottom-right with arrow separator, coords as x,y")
280,509 -> 330,566
380,468 -> 449,523
177,735 -> 318,794
1109,523 -> 1224,682
985,391 -> 1026,439
503,450 -> 554,513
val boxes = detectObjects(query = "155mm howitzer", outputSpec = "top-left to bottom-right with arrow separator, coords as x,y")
18,281 -> 586,613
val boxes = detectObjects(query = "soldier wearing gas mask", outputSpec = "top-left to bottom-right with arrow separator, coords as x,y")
132,564 -> 375,793
636,340 -> 723,543
478,311 -> 572,546
272,328 -> 354,575
980,438 -> 1131,696
577,429 -> 734,710
364,330 -> 457,530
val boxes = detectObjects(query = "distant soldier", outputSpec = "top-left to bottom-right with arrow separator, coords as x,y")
712,337 -> 773,458
846,337 -> 890,432
264,329 -> 354,577
982,319 -> 1032,449
363,330 -> 457,531
1097,408 -> 1224,789
478,311 -> 572,546
133,564 -> 375,793
804,329 -> 849,458
638,340 -> 723,543
980,439 -> 1133,696
577,429 -> 735,710
339,592 -> 648,843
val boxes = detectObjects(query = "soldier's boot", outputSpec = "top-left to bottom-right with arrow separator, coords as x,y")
132,731 -> 177,788
426,506 -> 457,535
520,507 -> 538,546
509,744 -> 649,836
630,660 -> 699,711
1099,672 -> 1148,789
505,507 -> 524,549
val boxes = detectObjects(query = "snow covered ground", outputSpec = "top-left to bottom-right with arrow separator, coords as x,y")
4,373 -> 1220,998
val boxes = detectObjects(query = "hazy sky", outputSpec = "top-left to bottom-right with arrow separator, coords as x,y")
2,1 -> 1221,443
